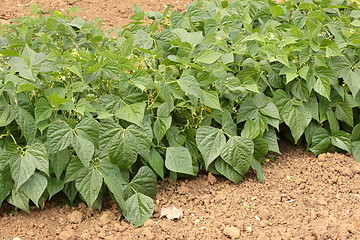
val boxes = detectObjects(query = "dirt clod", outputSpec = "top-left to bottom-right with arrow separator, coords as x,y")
223,226 -> 241,239
208,172 -> 217,184
67,210 -> 83,223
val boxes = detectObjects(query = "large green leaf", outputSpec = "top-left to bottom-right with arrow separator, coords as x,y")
15,106 -> 37,143
11,155 -> 35,190
177,75 -> 203,98
220,136 -> 254,177
47,121 -> 74,153
196,126 -> 226,170
50,149 -> 70,180
19,172 -> 47,206
352,141 -> 360,162
309,128 -> 331,155
281,101 -> 312,143
75,167 -> 103,208
47,176 -> 65,199
124,192 -> 154,227
250,157 -> 264,183
165,147 -> 197,175
214,158 -> 242,184
154,116 -> 172,142
64,157 -> 86,183
26,143 -> 49,176
35,98 -> 52,124
314,77 -> 331,101
331,131 -> 351,152
0,165 -> 13,205
72,136 -> 94,167
202,90 -> 222,110
0,105 -> 16,127
115,102 -> 146,126
7,189 -> 30,213
195,49 -> 222,64
146,148 -> 165,180
75,117 -> 100,148
98,160 -> 127,210
127,166 -> 157,198
335,102 -> 353,127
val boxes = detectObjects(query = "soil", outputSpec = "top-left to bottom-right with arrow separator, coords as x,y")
1,1 -> 360,239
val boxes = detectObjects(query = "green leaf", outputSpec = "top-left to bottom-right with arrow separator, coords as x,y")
253,137 -> 269,162
63,182 -> 78,203
26,143 -> 49,176
115,102 -> 146,126
47,121 -> 74,153
0,105 -> 16,127
250,157 -> 264,183
124,192 -> 154,227
0,165 -> 13,205
15,106 -> 37,143
11,155 -> 35,190
72,136 -> 94,167
50,149 -> 70,180
147,148 -> 165,180
202,90 -> 222,110
35,98 -> 52,124
241,119 -> 261,140
352,124 -> 360,141
75,167 -> 103,208
220,136 -> 254,177
327,109 -> 339,134
64,157 -> 86,183
352,141 -> 360,162
47,176 -> 65,199
196,126 -> 226,170
7,189 -> 30,213
335,102 -> 353,127
128,166 -> 157,198
269,5 -> 284,18
331,131 -> 351,152
314,77 -> 331,101
279,62 -> 298,83
75,117 -> 100,147
19,172 -> 47,207
195,49 -> 222,64
46,92 -> 67,107
154,116 -> 172,142
178,75 -> 203,98
214,158 -> 242,184
165,147 -> 197,175
98,160 -> 127,210
281,101 -> 312,143
263,128 -> 280,154
309,128 -> 331,155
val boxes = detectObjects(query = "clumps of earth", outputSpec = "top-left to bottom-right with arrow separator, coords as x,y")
1,143 -> 360,239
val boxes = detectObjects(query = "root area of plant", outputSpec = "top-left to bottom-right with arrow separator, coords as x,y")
1,144 -> 360,240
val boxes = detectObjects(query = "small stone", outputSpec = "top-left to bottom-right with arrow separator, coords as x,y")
194,219 -> 200,224
77,202 -> 87,210
143,219 -> 156,227
317,153 -> 327,161
67,210 -> 83,223
246,226 -> 253,232
208,172 -> 217,185
13,238 -> 22,240
223,226 -> 241,239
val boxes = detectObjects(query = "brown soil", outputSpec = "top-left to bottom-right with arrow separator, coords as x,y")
1,144 -> 360,240
1,1 -> 360,240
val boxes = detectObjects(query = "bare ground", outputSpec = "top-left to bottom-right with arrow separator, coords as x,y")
1,1 -> 360,239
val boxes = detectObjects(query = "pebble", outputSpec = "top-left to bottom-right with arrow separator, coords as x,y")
223,226 -> 241,239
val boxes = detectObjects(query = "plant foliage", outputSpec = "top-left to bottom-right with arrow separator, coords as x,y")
0,0 -> 359,226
